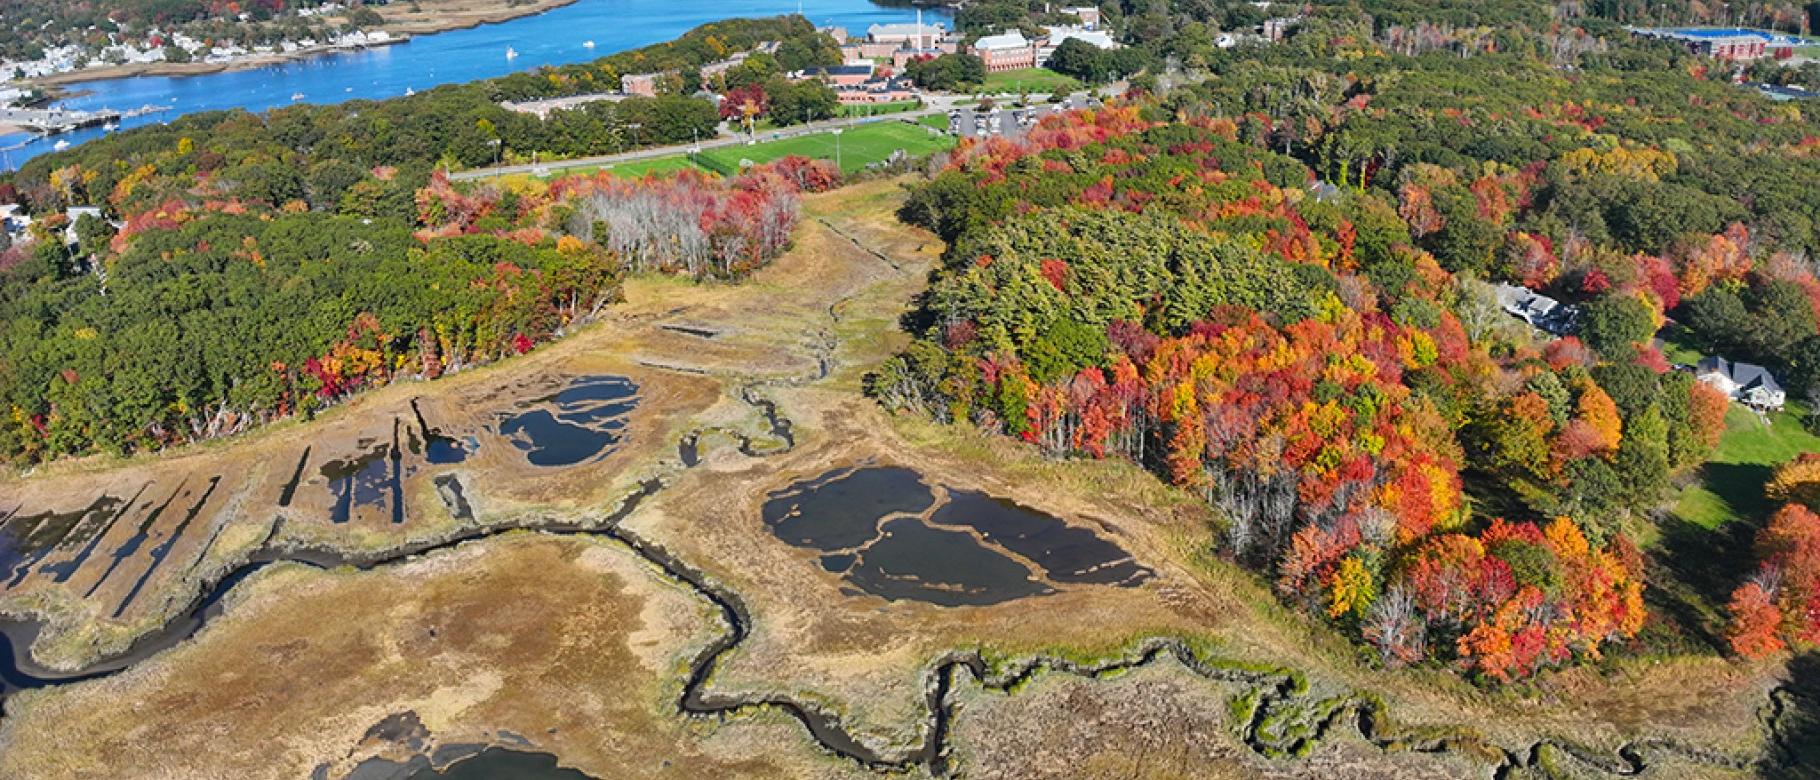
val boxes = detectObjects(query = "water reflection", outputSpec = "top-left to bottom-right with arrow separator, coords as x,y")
401,748 -> 596,780
497,376 -> 639,468
761,467 -> 1151,606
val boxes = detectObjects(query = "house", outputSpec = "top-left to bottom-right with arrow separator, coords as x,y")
64,206 -> 104,244
700,54 -> 748,81
858,18 -> 951,59
0,204 -> 28,238
621,72 -> 674,97
834,75 -> 918,105
1058,6 -> 1103,30
798,63 -> 876,88
1628,27 -> 1807,62
867,22 -> 946,47
971,30 -> 1037,72
1037,25 -> 1116,66
1697,356 -> 1787,411
1493,283 -> 1579,336
1262,16 -> 1301,42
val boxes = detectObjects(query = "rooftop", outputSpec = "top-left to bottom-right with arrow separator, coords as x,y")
974,30 -> 1031,50
1045,27 -> 1116,49
1632,26 -> 1813,45
868,22 -> 946,36
1698,356 -> 1785,395
804,64 -> 876,76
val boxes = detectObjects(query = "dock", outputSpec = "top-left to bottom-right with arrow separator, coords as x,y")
0,103 -> 170,136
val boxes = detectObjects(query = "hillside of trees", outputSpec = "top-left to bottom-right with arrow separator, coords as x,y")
0,150 -> 826,463
874,3 -> 1820,680
0,16 -> 851,467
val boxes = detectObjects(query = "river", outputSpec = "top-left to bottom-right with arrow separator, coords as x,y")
0,0 -> 951,170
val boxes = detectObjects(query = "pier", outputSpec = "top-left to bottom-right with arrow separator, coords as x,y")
0,106 -> 116,133
0,104 -> 170,136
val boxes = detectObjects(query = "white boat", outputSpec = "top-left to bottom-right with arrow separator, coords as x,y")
583,40 -> 596,49
52,139 -> 69,151
505,47 -> 518,59
102,122 -> 117,131
291,92 -> 305,101
405,86 -> 415,96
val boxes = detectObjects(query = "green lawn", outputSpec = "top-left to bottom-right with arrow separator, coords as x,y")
1673,402 -> 1820,529
917,113 -> 950,131
1651,400 -> 1820,649
694,121 -> 954,175
1657,324 -> 1706,366
977,67 -> 1082,96
597,155 -> 712,178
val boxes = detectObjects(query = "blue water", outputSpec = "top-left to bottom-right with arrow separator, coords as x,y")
0,0 -> 950,170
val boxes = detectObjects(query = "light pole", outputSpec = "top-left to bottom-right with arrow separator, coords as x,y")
831,127 -> 843,172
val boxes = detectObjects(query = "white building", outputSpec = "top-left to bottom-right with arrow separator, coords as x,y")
971,30 -> 1037,72
1038,25 -> 1117,66
867,22 -> 947,47
1696,357 -> 1787,411
64,206 -> 104,246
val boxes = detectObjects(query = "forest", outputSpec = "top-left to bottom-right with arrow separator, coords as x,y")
0,14 -> 848,465
875,1 -> 1820,680
0,147 -> 822,463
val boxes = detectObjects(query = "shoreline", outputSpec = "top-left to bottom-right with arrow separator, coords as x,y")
20,0 -> 579,89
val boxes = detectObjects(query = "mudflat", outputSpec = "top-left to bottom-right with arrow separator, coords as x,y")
0,180 -> 1787,779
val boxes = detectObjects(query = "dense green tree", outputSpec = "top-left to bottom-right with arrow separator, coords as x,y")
1579,293 -> 1656,358
906,53 -> 987,91
767,80 -> 840,126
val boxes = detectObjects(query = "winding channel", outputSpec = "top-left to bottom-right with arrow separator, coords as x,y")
0,251 -> 1796,780
0,446 -> 1788,778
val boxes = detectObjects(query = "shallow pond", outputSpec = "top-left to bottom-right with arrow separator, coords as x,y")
843,516 -> 1050,606
0,496 -> 124,588
762,467 -> 1149,606
762,466 -> 935,551
498,376 -> 639,467
319,441 -> 403,525
931,490 -> 1151,587
402,748 -> 595,780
